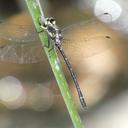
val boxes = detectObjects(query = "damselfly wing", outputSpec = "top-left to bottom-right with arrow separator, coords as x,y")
0,13 -> 113,64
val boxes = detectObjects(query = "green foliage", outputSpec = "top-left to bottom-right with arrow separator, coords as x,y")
25,0 -> 85,127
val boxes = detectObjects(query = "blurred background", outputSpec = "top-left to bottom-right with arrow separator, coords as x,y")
0,0 -> 128,128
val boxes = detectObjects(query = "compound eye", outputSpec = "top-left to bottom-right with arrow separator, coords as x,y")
42,23 -> 47,29
50,17 -> 56,24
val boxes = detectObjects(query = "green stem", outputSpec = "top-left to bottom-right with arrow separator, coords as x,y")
25,0 -> 84,128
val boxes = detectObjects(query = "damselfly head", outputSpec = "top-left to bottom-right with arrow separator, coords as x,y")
42,17 -> 56,29
40,17 -> 63,42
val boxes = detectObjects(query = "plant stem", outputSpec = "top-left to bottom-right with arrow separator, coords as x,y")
25,0 -> 84,128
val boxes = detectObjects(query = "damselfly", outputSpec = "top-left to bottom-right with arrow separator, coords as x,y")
0,13 -> 113,110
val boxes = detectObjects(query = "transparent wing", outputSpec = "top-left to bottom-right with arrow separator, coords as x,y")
62,12 -> 111,31
62,35 -> 112,62
0,12 -> 111,42
0,13 -> 113,64
0,41 -> 44,64
0,21 -> 39,42
61,13 -> 113,61
0,36 -> 113,64
0,20 -> 43,64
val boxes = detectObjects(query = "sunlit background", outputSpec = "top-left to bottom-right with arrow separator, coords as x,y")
0,0 -> 128,128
